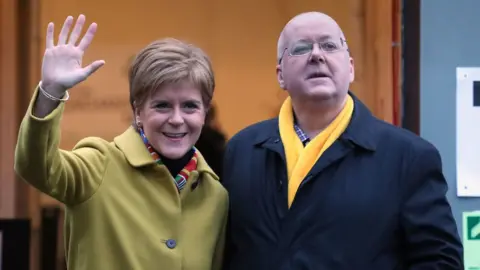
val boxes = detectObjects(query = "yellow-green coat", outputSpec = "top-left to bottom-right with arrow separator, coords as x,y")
14,89 -> 229,270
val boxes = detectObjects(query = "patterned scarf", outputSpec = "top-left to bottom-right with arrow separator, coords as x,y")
138,128 -> 198,192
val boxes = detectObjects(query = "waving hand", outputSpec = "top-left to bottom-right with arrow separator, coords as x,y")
41,14 -> 105,97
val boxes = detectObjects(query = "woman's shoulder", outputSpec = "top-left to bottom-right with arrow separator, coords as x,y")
199,171 -> 228,202
72,135 -> 116,154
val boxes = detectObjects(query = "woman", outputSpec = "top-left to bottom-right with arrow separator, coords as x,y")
14,14 -> 228,270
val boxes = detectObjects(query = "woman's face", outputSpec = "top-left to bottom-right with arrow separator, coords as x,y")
135,82 -> 206,159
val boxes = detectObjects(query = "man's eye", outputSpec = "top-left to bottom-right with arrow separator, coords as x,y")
291,43 -> 312,55
321,42 -> 339,51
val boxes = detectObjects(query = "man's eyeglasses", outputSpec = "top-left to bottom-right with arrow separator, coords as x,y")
279,38 -> 347,64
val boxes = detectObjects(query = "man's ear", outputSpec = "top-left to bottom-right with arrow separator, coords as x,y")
276,64 -> 286,89
349,56 -> 355,83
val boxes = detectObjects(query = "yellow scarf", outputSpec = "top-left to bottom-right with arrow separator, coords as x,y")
279,95 -> 354,208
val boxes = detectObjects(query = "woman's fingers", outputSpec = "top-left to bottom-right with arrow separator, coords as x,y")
48,15 -> 97,51
57,16 -> 74,45
45,22 -> 54,49
77,22 -> 98,51
68,15 -> 86,45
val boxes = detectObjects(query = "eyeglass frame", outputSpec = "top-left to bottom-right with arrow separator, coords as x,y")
278,37 -> 348,64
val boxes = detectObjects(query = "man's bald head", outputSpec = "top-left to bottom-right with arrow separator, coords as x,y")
275,11 -> 354,105
277,12 -> 346,62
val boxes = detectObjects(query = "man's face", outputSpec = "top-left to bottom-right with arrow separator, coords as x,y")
276,15 -> 354,103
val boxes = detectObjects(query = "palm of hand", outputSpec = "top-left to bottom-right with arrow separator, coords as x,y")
42,45 -> 85,89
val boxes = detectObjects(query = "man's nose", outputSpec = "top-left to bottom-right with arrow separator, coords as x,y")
309,43 -> 325,63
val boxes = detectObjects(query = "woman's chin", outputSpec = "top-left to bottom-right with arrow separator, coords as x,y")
158,147 -> 191,160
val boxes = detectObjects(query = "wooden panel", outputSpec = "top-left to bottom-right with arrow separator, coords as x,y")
24,0 -> 42,267
1,0 -> 42,268
363,0 -> 394,123
0,0 -> 18,219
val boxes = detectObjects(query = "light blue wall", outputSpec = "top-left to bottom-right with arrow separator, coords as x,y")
420,0 -> 480,237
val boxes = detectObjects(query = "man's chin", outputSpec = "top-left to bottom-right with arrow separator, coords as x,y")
303,87 -> 338,100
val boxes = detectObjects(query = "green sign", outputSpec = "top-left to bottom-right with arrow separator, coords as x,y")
464,211 -> 480,270
467,216 -> 480,240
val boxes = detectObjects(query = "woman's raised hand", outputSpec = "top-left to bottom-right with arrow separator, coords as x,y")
41,14 -> 105,97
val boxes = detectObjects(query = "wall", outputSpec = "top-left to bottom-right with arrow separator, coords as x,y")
37,0 -> 396,143
36,0 -> 397,205
420,0 -> 480,237
33,0 -> 398,205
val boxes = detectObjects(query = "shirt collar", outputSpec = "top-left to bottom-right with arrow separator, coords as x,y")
293,115 -> 310,146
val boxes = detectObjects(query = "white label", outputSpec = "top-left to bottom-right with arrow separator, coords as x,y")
456,67 -> 480,197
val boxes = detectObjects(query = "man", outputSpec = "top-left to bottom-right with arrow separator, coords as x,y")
221,12 -> 463,269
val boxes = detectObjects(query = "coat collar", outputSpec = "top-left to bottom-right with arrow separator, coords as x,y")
113,126 -> 218,180
341,91 -> 378,151
254,91 -> 379,151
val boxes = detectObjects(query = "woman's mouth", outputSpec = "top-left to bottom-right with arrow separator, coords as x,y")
162,132 -> 187,139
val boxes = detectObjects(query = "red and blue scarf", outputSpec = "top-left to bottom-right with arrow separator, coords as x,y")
138,128 -> 198,192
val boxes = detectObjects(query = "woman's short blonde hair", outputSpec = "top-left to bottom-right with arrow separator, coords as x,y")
128,38 -> 215,111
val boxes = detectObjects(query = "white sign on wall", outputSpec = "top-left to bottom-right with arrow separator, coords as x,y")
456,67 -> 480,197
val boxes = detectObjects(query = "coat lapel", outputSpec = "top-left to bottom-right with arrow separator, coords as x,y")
114,126 -> 157,168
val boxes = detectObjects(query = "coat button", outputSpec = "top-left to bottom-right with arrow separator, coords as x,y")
166,239 -> 176,249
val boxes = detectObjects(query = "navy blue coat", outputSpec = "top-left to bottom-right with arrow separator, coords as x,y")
222,94 -> 463,270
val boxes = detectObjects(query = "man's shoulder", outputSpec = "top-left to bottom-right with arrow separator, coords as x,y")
371,118 -> 439,156
227,118 -> 278,147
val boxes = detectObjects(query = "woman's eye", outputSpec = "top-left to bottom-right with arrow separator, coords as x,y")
183,102 -> 199,110
155,102 -> 170,109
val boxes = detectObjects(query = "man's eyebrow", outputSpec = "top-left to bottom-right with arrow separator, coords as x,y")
318,34 -> 333,40
320,34 -> 346,43
293,35 -> 336,43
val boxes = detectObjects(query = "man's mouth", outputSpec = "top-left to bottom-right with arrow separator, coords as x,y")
306,72 -> 329,79
162,132 -> 187,139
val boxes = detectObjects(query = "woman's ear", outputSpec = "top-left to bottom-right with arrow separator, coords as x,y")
133,101 -> 142,127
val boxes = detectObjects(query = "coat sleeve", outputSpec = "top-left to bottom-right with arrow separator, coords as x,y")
400,144 -> 464,269
14,88 -> 109,206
